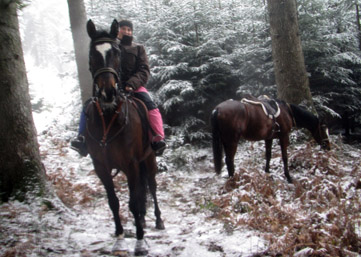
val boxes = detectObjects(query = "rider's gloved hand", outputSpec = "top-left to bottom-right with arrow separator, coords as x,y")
125,86 -> 133,92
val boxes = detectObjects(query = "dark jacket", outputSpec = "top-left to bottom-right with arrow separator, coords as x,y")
119,36 -> 150,90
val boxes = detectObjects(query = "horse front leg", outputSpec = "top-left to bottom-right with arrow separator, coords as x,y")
265,139 -> 273,173
279,136 -> 292,183
94,162 -> 123,237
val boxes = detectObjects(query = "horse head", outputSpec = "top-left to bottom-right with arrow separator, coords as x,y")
87,19 -> 121,111
289,103 -> 331,151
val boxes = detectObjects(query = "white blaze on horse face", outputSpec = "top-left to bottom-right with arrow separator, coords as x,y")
96,43 -> 112,64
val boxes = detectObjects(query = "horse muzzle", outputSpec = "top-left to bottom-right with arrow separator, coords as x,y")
100,86 -> 116,102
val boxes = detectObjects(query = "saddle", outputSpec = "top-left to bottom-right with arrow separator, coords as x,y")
241,95 -> 281,138
241,95 -> 280,119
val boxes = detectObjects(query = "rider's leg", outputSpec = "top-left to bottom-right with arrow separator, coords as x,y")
148,108 -> 165,142
134,87 -> 166,155
70,100 -> 90,157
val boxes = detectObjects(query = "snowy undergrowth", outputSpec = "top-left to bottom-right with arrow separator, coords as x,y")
1,117 -> 360,257
1,71 -> 361,256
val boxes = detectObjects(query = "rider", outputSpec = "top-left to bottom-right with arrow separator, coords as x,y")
71,19 -> 166,157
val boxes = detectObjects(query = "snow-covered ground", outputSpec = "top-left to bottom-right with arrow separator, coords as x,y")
1,75 -> 360,256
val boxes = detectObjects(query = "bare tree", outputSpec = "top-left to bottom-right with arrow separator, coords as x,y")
267,0 -> 314,108
0,1 -> 46,202
67,0 -> 92,104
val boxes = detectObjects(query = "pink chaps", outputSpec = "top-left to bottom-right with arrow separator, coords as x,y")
135,87 -> 165,142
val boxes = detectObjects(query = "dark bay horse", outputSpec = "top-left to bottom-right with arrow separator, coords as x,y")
211,96 -> 331,183
85,19 -> 164,255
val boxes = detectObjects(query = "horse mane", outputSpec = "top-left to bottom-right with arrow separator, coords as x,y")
289,103 -> 319,130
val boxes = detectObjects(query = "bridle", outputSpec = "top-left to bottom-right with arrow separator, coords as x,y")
93,67 -> 120,83
90,37 -> 121,89
87,37 -> 127,147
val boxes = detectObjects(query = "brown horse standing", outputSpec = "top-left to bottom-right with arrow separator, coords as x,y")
84,19 -> 164,255
211,96 -> 331,183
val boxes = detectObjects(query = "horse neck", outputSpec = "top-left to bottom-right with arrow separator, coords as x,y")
289,104 -> 319,132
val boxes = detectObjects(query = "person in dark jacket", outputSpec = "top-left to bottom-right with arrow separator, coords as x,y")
71,20 -> 166,156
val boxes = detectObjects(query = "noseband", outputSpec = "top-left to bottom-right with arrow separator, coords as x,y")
93,67 -> 120,82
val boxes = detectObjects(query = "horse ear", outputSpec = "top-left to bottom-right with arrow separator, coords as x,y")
110,19 -> 119,39
87,19 -> 97,39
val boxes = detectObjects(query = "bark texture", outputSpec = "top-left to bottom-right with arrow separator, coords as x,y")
267,0 -> 313,108
67,0 -> 92,103
0,2 -> 45,202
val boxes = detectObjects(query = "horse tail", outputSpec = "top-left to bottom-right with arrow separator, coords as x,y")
211,108 -> 223,174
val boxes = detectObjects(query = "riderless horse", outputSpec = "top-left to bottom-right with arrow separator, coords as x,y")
211,95 -> 331,183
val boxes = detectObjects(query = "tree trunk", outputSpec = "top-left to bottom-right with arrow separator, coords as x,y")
0,1 -> 46,202
67,0 -> 92,104
267,0 -> 314,108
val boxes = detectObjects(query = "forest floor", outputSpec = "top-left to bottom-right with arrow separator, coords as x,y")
1,122 -> 361,256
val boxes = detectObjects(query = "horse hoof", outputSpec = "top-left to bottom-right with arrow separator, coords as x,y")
156,220 -> 165,230
134,239 -> 148,256
112,236 -> 128,257
112,250 -> 129,257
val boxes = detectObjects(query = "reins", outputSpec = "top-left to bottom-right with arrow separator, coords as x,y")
86,96 -> 129,147
286,103 -> 297,128
86,94 -> 153,172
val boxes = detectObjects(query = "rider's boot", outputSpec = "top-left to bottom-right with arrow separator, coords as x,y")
70,135 -> 88,157
148,108 -> 167,156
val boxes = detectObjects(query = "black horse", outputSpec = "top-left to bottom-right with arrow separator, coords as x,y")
85,19 -> 164,256
211,96 -> 331,183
